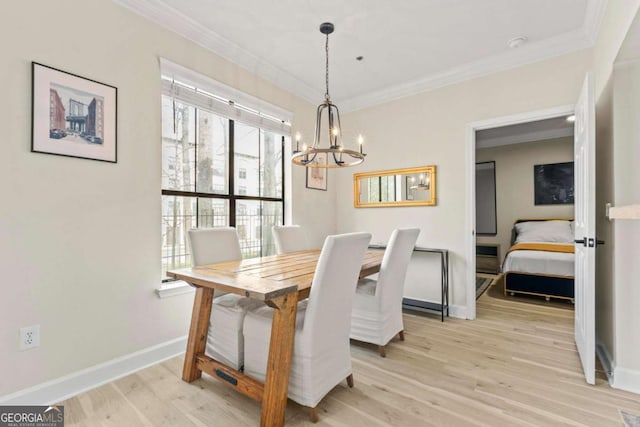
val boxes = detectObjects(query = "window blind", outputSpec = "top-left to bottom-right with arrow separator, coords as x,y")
160,58 -> 292,135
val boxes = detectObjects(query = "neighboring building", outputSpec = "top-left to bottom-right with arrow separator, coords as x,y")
86,97 -> 104,138
49,88 -> 65,130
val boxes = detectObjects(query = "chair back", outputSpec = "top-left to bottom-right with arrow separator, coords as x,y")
376,228 -> 420,313
188,227 -> 242,266
272,225 -> 309,254
302,232 -> 371,351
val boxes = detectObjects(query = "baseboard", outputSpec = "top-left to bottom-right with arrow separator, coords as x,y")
402,298 -> 466,320
612,366 -> 640,395
0,336 -> 187,405
596,339 -> 615,383
449,304 -> 467,319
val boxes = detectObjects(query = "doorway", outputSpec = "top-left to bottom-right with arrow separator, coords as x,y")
464,105 -> 575,320
474,116 -> 576,304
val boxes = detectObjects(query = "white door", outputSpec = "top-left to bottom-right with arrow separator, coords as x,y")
574,73 -> 596,385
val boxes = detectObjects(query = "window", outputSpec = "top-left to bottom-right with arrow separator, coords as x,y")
366,176 -> 397,203
160,60 -> 290,280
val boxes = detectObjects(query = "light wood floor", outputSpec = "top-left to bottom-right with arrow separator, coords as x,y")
62,286 -> 640,426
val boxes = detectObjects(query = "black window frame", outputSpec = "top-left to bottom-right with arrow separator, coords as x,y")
161,110 -> 286,282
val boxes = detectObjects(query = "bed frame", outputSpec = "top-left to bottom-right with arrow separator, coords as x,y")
503,218 -> 575,302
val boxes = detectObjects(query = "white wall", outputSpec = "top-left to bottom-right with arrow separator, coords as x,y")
0,0 -> 332,397
476,137 -> 574,259
592,0 -> 640,393
334,50 -> 592,314
610,61 -> 640,388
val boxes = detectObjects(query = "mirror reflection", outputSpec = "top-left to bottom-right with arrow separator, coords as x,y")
354,166 -> 437,207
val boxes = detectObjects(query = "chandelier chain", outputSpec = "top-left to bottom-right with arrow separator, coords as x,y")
325,33 -> 330,100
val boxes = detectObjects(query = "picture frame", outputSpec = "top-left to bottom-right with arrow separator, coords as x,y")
476,161 -> 497,235
305,152 -> 328,190
32,62 -> 117,163
534,161 -> 574,205
354,165 -> 437,208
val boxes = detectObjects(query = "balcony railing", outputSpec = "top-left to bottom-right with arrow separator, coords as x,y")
161,211 -> 280,280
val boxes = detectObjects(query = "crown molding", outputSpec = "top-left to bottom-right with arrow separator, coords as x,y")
113,0 -> 320,104
113,0 -> 606,113
338,29 -> 594,112
583,0 -> 608,45
476,127 -> 573,149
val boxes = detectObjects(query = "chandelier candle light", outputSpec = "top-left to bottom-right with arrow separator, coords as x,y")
292,22 -> 366,168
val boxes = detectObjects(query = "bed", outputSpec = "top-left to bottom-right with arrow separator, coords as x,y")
502,219 -> 575,302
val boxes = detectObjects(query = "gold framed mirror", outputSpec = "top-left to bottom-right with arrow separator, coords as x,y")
354,165 -> 437,208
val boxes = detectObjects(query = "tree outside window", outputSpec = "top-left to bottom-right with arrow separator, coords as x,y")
161,95 -> 285,280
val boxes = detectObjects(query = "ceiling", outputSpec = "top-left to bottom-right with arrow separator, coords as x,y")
476,116 -> 574,149
115,0 -> 605,112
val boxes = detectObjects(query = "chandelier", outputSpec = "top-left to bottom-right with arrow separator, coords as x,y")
292,22 -> 366,168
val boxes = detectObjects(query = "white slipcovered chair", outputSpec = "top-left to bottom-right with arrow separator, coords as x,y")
350,228 -> 420,357
188,227 -> 261,370
243,232 -> 372,422
272,224 -> 310,254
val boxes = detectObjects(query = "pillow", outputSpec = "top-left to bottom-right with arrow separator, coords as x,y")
514,220 -> 573,244
570,221 -> 575,235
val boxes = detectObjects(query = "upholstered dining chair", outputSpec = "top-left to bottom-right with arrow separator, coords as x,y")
243,232 -> 372,422
272,224 -> 310,254
188,227 -> 261,370
350,228 -> 420,357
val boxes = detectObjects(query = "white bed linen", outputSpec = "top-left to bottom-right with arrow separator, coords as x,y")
502,243 -> 574,277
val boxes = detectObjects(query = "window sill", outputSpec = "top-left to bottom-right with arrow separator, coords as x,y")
156,281 -> 195,298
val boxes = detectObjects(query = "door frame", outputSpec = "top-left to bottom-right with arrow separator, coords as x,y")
464,104 -> 574,319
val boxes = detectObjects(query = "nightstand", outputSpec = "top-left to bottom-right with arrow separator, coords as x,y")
476,243 -> 500,274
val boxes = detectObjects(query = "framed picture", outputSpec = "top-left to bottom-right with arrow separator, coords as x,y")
32,62 -> 117,163
534,161 -> 574,205
306,152 -> 328,190
476,161 -> 497,235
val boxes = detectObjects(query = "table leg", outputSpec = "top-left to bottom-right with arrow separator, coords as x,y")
182,286 -> 214,382
441,252 -> 445,322
445,252 -> 450,317
261,292 -> 298,427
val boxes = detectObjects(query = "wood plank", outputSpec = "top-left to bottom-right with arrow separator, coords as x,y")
169,269 -> 298,300
196,355 -> 264,402
261,292 -> 299,427
63,276 -> 640,426
182,287 -> 214,382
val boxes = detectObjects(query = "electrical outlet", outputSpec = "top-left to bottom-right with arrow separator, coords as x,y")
19,325 -> 40,351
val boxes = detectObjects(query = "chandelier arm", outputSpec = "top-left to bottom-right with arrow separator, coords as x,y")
331,151 -> 343,165
306,152 -> 319,165
314,103 -> 327,149
333,103 -> 343,147
328,104 -> 335,148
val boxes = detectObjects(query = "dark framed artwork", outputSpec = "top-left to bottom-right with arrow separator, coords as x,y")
305,153 -> 327,190
32,62 -> 117,163
476,161 -> 497,235
534,161 -> 574,205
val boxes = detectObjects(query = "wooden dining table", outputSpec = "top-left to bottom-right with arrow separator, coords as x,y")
167,248 -> 384,427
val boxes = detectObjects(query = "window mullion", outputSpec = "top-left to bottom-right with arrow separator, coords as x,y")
194,108 -> 199,227
258,130 -> 262,198
281,135 -> 285,225
229,119 -> 236,227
